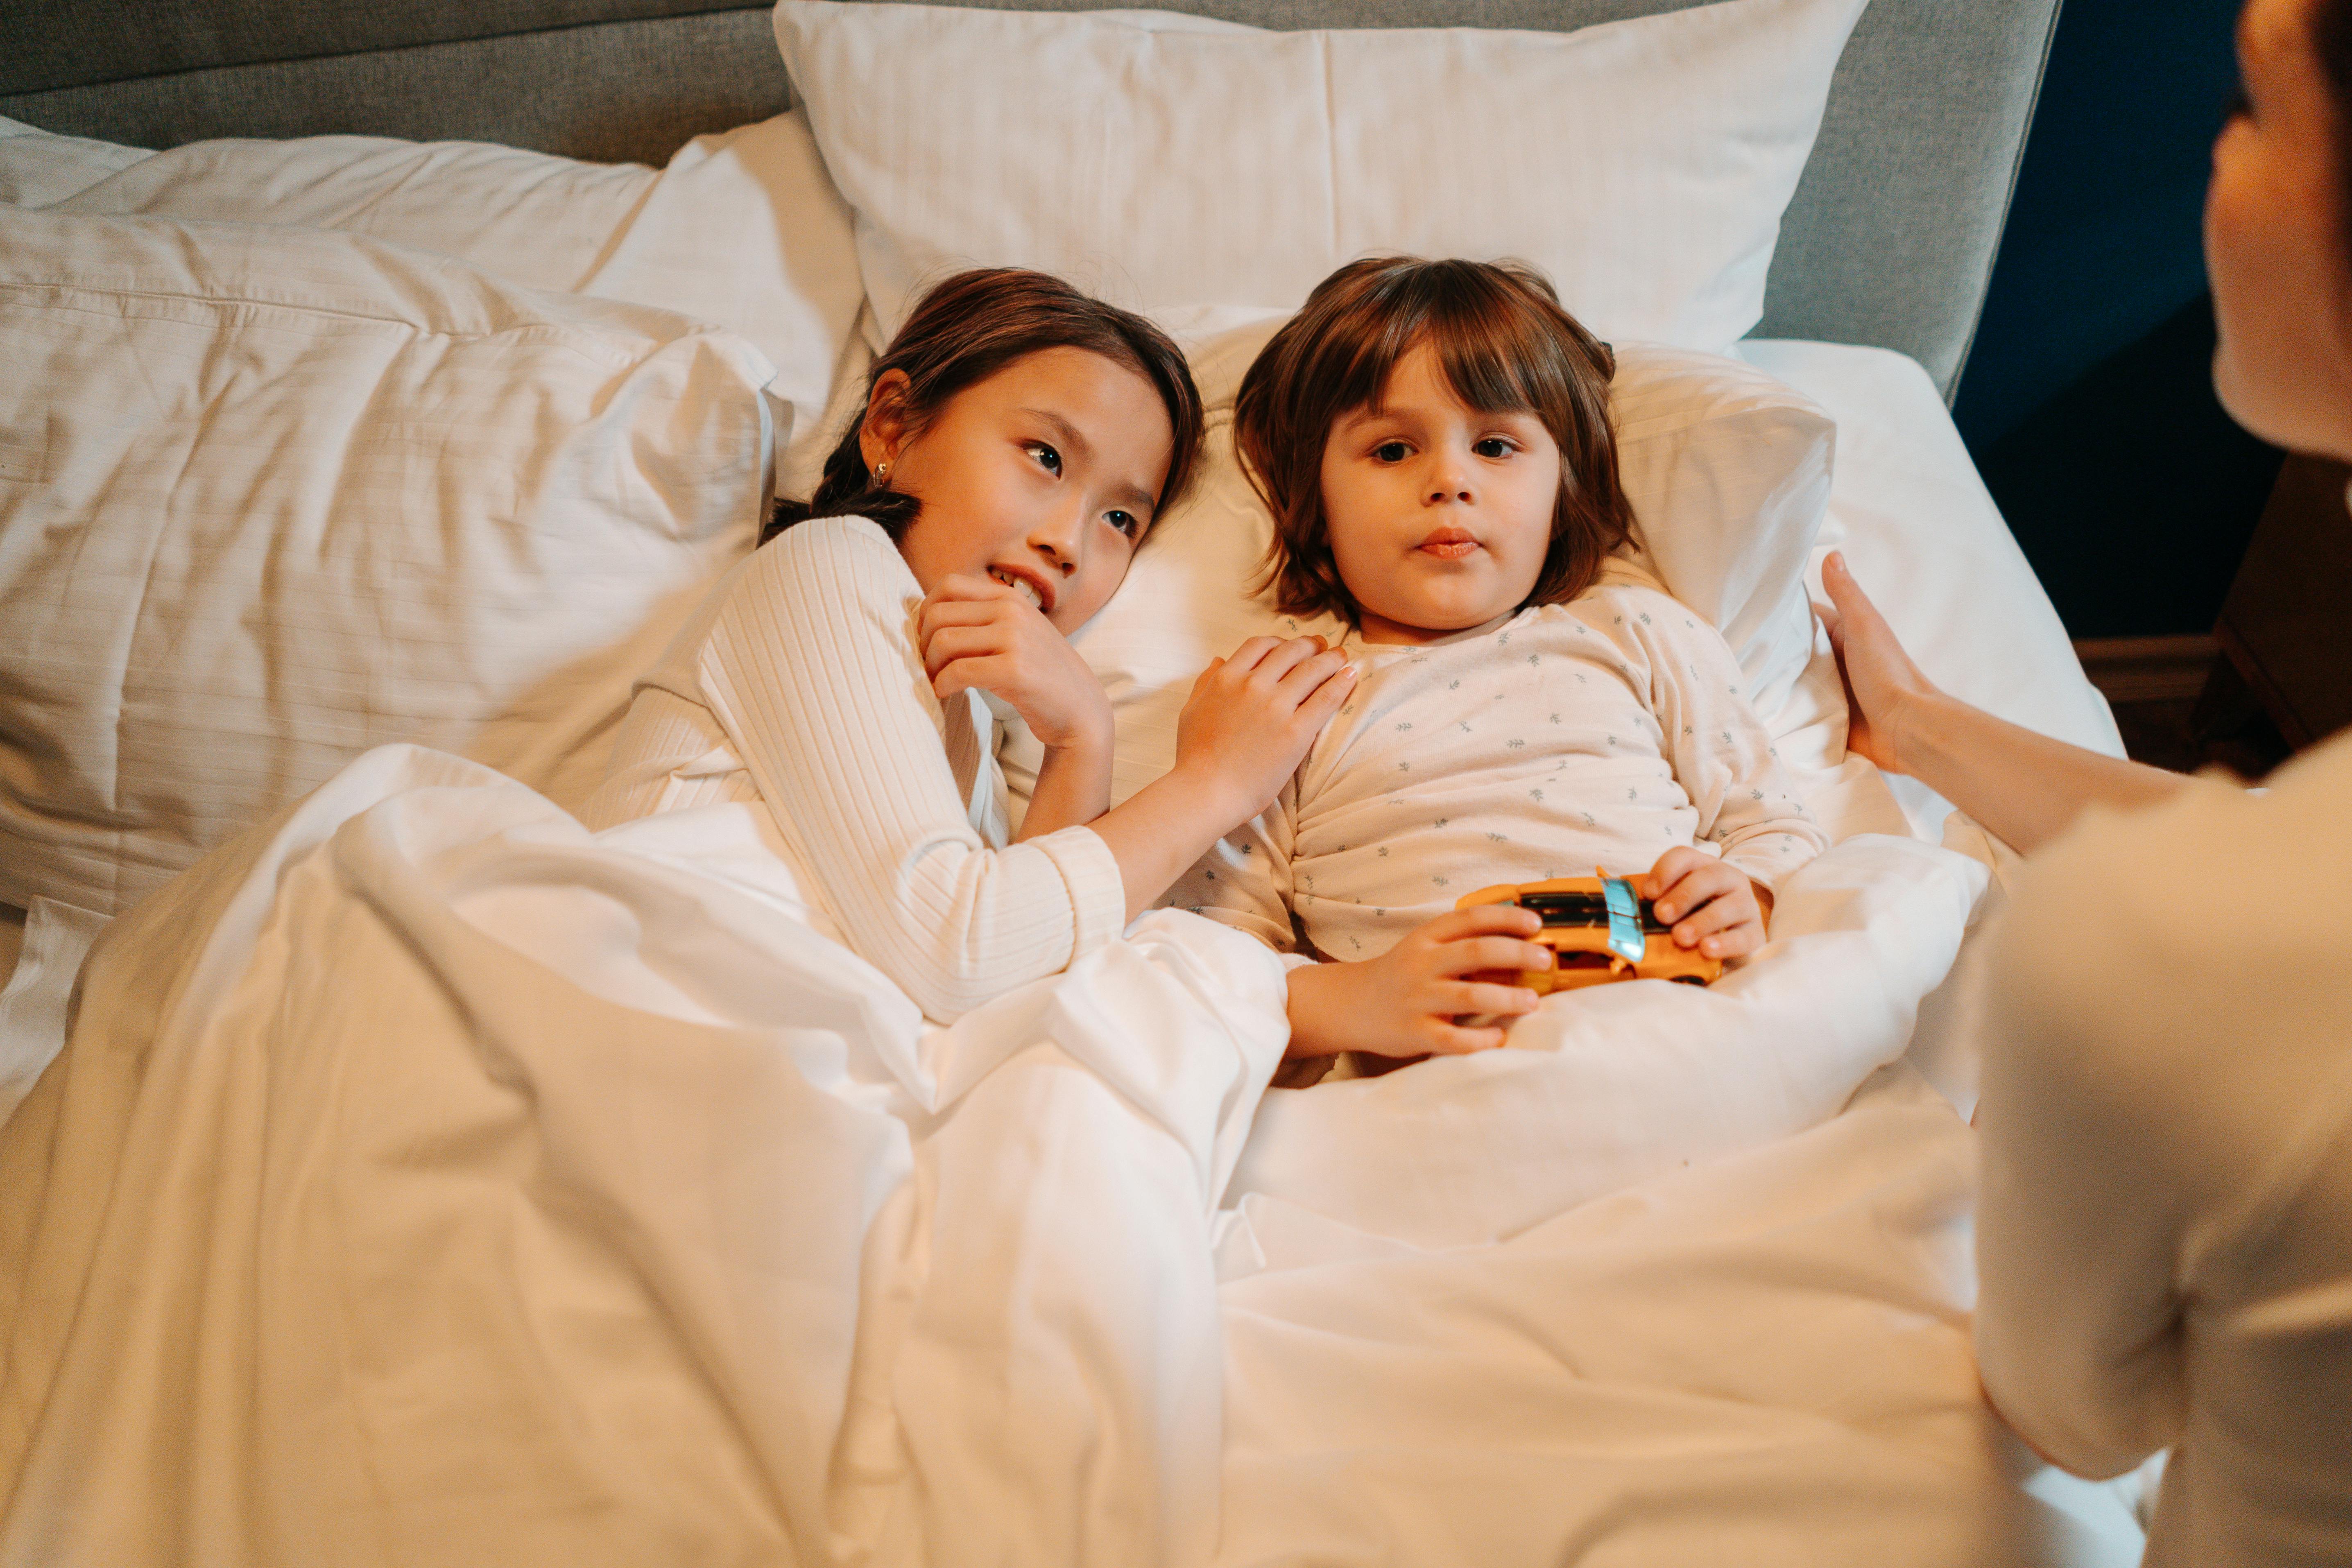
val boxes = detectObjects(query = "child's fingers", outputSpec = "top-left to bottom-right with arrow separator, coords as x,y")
1443,980 -> 1542,1018
1641,845 -> 1708,903
1432,934 -> 1555,977
1419,905 -> 1544,944
918,596 -> 1014,639
1671,893 -> 1752,948
1244,636 -> 1333,688
931,653 -> 1011,702
1423,1021 -> 1509,1055
923,572 -> 1021,607
1649,858 -> 1738,924
1702,919 -> 1766,960
1272,646 -> 1354,702
1222,633 -> 1325,679
1295,661 -> 1360,725
920,623 -> 1008,679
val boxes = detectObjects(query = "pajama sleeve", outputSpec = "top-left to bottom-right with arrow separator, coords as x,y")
1634,595 -> 1827,893
1166,782 -> 1302,954
699,516 -> 1127,1021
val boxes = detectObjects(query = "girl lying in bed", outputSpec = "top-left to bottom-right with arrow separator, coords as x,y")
1170,257 -> 1827,1065
584,268 -> 1356,1022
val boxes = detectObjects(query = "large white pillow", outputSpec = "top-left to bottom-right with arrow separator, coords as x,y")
1,112 -> 865,460
995,321 -> 1836,815
771,0 -> 1865,353
0,117 -> 152,205
0,208 -> 777,915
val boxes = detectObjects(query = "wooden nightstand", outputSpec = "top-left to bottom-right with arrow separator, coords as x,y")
2195,453 -> 2352,756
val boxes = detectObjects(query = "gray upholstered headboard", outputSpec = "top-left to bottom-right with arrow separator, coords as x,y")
0,0 -> 2061,397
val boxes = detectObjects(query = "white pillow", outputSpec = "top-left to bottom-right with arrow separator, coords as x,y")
771,0 -> 1865,353
5,113 -> 864,461
997,321 -> 1835,815
0,117 -> 152,205
0,208 -> 777,915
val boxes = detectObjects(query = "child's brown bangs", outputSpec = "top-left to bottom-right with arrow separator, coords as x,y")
1424,304 -> 1569,424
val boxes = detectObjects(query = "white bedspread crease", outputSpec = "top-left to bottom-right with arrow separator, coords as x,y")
0,746 -> 2140,1566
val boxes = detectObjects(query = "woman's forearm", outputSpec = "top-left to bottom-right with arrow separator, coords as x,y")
1893,689 -> 2192,855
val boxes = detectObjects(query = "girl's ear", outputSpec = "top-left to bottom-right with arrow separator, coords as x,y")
859,368 -> 916,473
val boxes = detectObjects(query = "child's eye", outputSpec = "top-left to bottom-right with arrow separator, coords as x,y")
1372,440 -> 1410,463
1473,437 -> 1517,459
1027,442 -> 1063,476
1105,509 -> 1141,538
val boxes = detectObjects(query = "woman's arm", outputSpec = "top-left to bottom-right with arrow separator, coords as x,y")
1820,552 -> 2194,854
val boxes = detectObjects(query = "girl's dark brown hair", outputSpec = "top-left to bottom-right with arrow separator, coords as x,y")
766,267 -> 1206,545
1232,256 -> 1633,626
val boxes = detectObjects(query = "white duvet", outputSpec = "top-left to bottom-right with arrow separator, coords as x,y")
0,746 -> 2139,1564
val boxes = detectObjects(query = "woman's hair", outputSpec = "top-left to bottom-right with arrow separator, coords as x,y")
767,268 -> 1206,545
1232,256 -> 1633,626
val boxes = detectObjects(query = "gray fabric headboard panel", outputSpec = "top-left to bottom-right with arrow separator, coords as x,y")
0,0 -> 2062,397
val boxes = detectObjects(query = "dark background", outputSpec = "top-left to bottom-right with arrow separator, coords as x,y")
1952,0 -> 2282,639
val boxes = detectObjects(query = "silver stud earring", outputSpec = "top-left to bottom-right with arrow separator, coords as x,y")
874,460 -> 891,485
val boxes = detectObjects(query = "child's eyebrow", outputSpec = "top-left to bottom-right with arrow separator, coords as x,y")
1019,408 -> 1094,465
1021,407 -> 1157,516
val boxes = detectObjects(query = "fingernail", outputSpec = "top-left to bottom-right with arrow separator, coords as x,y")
1656,904 -> 1674,921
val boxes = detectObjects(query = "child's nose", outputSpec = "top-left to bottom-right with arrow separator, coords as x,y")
1426,452 -> 1473,503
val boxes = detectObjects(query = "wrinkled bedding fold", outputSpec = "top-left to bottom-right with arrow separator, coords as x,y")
0,746 -> 2137,1565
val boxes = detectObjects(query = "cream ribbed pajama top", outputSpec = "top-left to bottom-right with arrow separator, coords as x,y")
1170,584 -> 1825,959
582,516 -> 1125,1022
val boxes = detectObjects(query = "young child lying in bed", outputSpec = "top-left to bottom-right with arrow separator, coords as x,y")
1170,257 -> 1828,1065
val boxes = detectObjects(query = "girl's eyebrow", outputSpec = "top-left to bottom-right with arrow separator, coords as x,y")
1018,408 -> 1093,465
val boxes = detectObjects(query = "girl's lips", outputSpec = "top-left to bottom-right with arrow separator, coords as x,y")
1417,537 -> 1480,560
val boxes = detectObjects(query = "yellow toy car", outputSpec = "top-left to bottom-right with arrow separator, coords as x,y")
1456,874 -> 1724,992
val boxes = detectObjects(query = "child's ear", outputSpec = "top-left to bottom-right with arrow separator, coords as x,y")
860,368 -> 915,471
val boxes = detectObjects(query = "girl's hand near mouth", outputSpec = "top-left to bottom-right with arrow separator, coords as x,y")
919,571 -> 1106,748
920,572 -> 1115,841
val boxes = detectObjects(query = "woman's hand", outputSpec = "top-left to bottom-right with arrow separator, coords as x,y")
1170,635 -> 1358,824
1817,550 -> 1937,776
1641,848 -> 1769,961
1284,905 -> 1555,1059
919,573 -> 1111,752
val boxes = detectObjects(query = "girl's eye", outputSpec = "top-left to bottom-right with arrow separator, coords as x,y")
1028,442 -> 1063,476
1474,437 -> 1517,459
1105,510 -> 1141,538
1372,440 -> 1410,463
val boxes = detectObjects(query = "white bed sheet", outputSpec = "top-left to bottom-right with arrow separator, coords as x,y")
0,741 -> 2142,1566
0,342 -> 2146,1562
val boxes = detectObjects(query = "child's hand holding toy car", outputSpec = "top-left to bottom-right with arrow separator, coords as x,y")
1642,846 -> 1771,961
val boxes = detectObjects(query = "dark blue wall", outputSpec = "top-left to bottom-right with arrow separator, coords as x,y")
1951,0 -> 2283,638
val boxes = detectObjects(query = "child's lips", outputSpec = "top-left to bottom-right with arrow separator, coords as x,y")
1417,531 -> 1480,560
989,566 -> 1047,610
